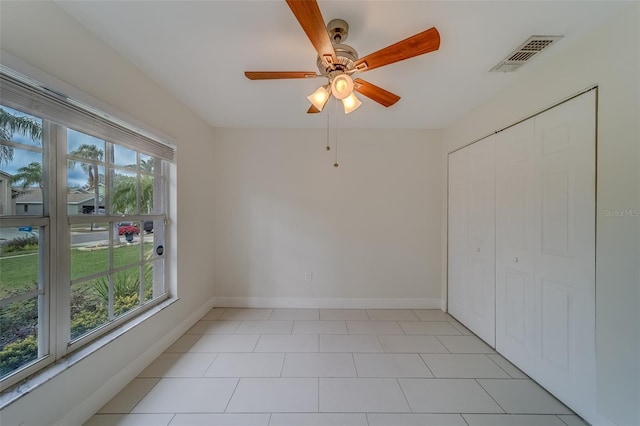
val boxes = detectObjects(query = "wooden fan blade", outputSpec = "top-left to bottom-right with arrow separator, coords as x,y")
245,71 -> 319,80
353,78 -> 400,107
354,27 -> 440,72
307,104 -> 321,114
286,0 -> 337,66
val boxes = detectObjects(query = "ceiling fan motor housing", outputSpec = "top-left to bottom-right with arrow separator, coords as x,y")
317,43 -> 359,74
327,19 -> 349,43
317,19 -> 359,75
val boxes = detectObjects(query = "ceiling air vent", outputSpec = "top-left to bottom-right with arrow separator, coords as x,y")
490,35 -> 563,72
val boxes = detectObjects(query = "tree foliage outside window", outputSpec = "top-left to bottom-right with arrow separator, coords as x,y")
11,162 -> 42,189
112,175 -> 154,214
0,107 -> 42,165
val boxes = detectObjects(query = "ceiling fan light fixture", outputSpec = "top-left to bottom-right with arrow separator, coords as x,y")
307,85 -> 331,111
342,92 -> 362,114
331,74 -> 354,100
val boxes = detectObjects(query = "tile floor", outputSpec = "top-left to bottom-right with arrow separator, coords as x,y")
85,308 -> 588,426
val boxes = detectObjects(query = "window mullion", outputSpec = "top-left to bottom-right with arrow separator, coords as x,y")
53,124 -> 71,356
106,142 -> 115,321
39,121 -> 54,360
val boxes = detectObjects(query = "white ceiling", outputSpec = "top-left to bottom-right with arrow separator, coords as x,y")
57,1 -> 625,129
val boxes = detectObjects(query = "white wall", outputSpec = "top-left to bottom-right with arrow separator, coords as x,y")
0,2 -> 216,425
442,5 -> 640,425
212,128 -> 443,308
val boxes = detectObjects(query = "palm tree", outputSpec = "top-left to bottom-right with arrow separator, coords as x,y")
140,158 -> 154,173
0,144 -> 13,165
68,144 -> 103,189
68,144 -> 104,232
0,107 -> 43,165
111,175 -> 153,214
68,144 -> 104,215
11,162 -> 42,189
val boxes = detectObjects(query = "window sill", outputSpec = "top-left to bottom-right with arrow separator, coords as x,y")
0,297 -> 179,410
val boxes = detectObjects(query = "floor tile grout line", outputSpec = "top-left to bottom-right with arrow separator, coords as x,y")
121,377 -> 163,415
434,335 -> 452,353
251,335 -> 261,352
351,352 -> 360,378
279,352 -> 286,377
200,352 -> 220,377
166,413 -> 176,426
417,353 -> 436,378
484,353 -> 515,378
557,414 -> 577,426
473,377 -> 507,414
317,376 -> 320,413
222,377 -> 241,413
374,333 -> 385,353
460,413 -> 471,426
395,377 -> 413,413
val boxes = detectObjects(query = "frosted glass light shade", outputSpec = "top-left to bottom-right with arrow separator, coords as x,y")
342,92 -> 362,114
331,74 -> 354,100
307,86 -> 330,111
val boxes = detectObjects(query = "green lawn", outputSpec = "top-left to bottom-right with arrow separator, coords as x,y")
0,243 -> 152,298
0,254 -> 39,295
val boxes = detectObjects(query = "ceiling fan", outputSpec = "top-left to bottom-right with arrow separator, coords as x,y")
245,0 -> 440,115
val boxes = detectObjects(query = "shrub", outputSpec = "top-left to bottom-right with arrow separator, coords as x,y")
91,266 -> 152,306
0,335 -> 37,378
70,285 -> 107,340
0,293 -> 37,350
70,266 -> 152,339
3,267 -> 155,363
70,306 -> 107,339
92,270 -> 140,302
114,293 -> 140,317
2,236 -> 38,254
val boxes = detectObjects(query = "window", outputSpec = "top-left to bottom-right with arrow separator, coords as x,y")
0,70 -> 174,388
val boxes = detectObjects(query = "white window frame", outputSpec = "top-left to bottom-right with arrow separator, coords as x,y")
0,62 -> 176,391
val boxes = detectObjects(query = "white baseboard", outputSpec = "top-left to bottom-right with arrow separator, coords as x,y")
58,296 -> 216,426
212,297 -> 442,310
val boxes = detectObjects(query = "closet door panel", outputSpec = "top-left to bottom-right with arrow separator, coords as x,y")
495,120 -> 536,373
448,148 -> 469,323
466,138 -> 496,345
533,91 -> 596,418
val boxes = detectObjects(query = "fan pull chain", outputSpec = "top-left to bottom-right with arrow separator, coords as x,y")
334,134 -> 339,168
325,114 -> 331,151
333,98 -> 339,168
